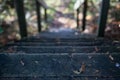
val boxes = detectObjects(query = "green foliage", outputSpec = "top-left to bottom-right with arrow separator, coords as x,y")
110,1 -> 120,21
0,0 -> 15,22
0,0 -> 14,12
0,26 -> 4,34
24,0 -> 36,12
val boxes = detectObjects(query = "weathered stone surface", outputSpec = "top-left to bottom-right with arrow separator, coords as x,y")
0,31 -> 120,80
7,46 -> 120,53
0,53 -> 120,78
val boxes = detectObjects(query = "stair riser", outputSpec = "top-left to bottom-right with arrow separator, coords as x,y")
8,42 -> 103,46
2,46 -> 120,53
7,41 -> 119,46
0,53 -> 120,78
0,77 -> 117,80
19,38 -> 105,43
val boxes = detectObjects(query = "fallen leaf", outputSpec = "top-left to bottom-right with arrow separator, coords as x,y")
79,63 -> 86,73
20,60 -> 25,66
35,61 -> 39,64
73,70 -> 80,74
88,56 -> 92,59
109,55 -> 114,61
95,70 -> 99,73
95,46 -> 99,51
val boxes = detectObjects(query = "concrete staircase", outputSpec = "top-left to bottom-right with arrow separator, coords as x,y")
0,31 -> 120,80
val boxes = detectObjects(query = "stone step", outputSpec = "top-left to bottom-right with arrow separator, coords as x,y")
2,46 -> 120,53
7,40 -> 120,46
0,53 -> 120,80
0,77 -> 118,80
22,31 -> 96,39
19,38 -> 105,42
7,41 -> 106,46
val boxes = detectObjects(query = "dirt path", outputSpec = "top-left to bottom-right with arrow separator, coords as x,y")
48,1 -> 76,29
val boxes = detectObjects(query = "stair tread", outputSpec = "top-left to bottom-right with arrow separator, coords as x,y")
0,53 -> 120,78
25,31 -> 96,39
7,42 -> 107,46
1,31 -> 120,80
20,38 -> 105,42
7,41 -> 120,47
2,46 -> 120,53
0,77 -> 119,80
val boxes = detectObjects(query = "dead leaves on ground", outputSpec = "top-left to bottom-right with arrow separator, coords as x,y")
73,62 -> 86,74
109,55 -> 114,61
20,60 -> 25,66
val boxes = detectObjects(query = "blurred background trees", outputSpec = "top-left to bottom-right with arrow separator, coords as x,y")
0,0 -> 120,45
